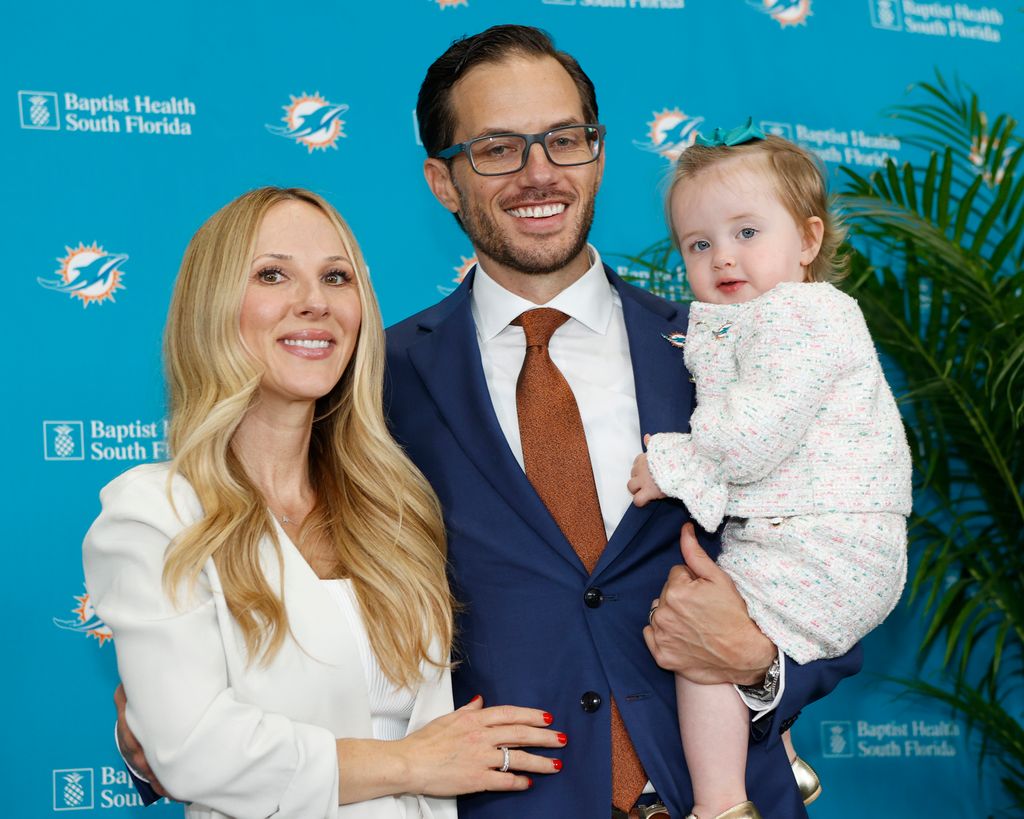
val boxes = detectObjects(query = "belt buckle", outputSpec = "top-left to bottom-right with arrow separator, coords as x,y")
613,802 -> 670,819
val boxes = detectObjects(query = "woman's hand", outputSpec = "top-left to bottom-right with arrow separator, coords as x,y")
337,696 -> 565,803
402,695 -> 565,796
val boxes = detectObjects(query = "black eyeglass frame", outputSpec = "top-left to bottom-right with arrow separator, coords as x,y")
435,124 -> 607,176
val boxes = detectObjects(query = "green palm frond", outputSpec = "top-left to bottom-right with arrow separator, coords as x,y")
893,676 -> 1024,801
841,73 -> 1024,808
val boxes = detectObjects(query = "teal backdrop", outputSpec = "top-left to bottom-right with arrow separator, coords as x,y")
6,1 -> 1021,816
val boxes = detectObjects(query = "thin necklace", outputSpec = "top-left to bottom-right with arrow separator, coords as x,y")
268,495 -> 313,527
271,508 -> 302,526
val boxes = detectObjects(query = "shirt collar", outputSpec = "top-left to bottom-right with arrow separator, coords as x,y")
470,245 -> 614,341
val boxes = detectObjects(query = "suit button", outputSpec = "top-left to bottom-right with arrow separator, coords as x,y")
583,587 -> 603,608
581,691 -> 602,713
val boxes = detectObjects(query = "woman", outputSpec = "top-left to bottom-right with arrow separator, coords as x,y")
83,187 -> 563,819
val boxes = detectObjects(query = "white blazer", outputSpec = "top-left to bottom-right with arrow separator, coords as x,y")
83,462 -> 457,819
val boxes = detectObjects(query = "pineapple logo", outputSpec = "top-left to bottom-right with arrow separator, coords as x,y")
437,254 -> 477,295
54,586 -> 113,646
18,90 -> 60,130
747,0 -> 812,28
53,768 -> 94,811
761,120 -> 794,140
53,425 -> 76,457
820,720 -> 854,758
43,420 -> 85,461
869,0 -> 903,30
634,109 -> 704,163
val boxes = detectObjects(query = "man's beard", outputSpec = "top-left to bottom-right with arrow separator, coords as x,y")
455,184 -> 597,275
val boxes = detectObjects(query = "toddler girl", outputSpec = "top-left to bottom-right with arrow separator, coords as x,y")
628,123 -> 911,819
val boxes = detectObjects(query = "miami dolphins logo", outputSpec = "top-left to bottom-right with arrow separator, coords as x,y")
54,588 -> 112,646
267,92 -> 348,152
38,243 -> 127,307
434,0 -> 468,7
635,109 -> 704,163
438,254 -> 477,296
748,0 -> 812,27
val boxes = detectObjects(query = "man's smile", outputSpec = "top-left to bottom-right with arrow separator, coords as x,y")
506,203 -> 567,218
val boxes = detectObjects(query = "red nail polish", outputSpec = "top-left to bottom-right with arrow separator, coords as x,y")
526,777 -> 533,788
552,758 -> 563,771
542,712 -> 554,725
557,732 -> 568,745
469,694 -> 481,703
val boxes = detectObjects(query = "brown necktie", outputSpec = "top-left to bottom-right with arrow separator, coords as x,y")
513,308 -> 647,814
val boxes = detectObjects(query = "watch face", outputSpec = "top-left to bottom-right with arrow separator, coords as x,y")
739,656 -> 781,700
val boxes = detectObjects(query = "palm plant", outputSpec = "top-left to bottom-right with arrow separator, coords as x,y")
839,73 -> 1024,808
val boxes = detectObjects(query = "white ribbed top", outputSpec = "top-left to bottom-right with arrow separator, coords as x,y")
321,579 -> 415,741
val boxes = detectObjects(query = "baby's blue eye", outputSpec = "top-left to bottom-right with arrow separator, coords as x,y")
692,239 -> 711,252
739,227 -> 757,239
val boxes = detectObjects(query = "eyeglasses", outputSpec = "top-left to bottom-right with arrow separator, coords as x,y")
435,124 -> 606,176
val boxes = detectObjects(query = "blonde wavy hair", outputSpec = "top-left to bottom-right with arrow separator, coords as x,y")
162,187 -> 452,687
667,135 -> 848,283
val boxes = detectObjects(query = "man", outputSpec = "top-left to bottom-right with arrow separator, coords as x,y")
119,24 -> 860,819
385,24 -> 860,819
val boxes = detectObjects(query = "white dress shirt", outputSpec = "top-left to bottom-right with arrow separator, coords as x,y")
471,246 -> 641,541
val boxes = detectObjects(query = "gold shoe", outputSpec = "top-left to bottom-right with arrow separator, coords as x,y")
685,801 -> 764,819
792,756 -> 822,805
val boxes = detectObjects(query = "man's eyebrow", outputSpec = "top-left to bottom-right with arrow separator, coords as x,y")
546,118 -> 585,130
470,118 -> 585,139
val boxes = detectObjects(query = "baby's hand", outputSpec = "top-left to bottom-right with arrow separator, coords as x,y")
628,451 -> 665,507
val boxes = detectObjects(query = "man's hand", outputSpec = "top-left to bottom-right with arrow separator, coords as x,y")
644,523 -> 776,686
114,685 -> 168,797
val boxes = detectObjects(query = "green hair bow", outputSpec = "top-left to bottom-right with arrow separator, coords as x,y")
695,118 -> 766,147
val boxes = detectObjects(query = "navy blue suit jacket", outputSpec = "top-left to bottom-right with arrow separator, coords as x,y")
385,266 -> 862,819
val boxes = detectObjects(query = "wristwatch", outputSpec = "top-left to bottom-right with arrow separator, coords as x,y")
738,654 -> 781,705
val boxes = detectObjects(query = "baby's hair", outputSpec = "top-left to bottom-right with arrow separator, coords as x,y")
667,135 -> 848,283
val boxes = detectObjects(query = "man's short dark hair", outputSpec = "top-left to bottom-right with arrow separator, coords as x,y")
416,24 -> 599,157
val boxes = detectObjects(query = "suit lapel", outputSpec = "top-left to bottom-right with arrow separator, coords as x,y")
406,273 -> 588,575
594,270 -> 694,576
